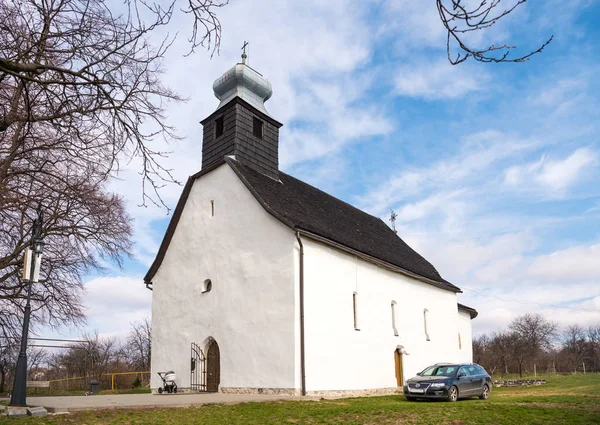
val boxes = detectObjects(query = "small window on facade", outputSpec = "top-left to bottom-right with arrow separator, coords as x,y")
424,308 -> 430,341
458,333 -> 462,349
215,116 -> 224,138
353,292 -> 359,330
210,200 -> 214,217
391,301 -> 398,336
253,117 -> 263,139
202,279 -> 212,293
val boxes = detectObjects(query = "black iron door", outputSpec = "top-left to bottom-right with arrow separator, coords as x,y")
206,340 -> 220,392
190,343 -> 206,392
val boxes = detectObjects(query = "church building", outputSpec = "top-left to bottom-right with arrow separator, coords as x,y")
145,55 -> 477,396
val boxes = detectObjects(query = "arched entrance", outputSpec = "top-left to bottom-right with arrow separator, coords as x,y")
206,339 -> 220,392
394,349 -> 404,386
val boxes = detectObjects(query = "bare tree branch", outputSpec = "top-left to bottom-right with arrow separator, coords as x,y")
436,0 -> 553,64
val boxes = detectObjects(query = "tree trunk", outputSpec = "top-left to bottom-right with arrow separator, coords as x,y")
0,368 -> 6,393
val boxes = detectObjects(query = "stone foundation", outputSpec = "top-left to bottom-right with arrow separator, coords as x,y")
219,387 -> 402,398
220,387 -> 301,396
307,387 -> 402,398
492,379 -> 547,387
155,386 -> 403,398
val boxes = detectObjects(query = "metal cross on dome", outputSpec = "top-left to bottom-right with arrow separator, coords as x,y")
241,40 -> 249,64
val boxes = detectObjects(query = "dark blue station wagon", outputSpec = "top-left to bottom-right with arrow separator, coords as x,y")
403,363 -> 492,402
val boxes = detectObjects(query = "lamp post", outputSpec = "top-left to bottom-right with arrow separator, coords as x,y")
10,208 -> 44,407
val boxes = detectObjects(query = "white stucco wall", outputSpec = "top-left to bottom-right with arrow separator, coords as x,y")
150,164 -> 297,391
301,238 -> 470,392
457,310 -> 474,362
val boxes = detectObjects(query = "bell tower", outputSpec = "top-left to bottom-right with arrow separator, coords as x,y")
200,55 -> 282,180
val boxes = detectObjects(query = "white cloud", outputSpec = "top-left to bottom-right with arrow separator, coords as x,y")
359,130 -> 537,216
394,60 -> 489,100
504,147 -> 597,193
528,78 -> 588,107
83,276 -> 152,336
394,190 -> 466,222
527,243 -> 600,282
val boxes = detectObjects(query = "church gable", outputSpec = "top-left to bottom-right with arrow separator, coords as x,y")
146,161 -> 292,286
147,55 -> 461,294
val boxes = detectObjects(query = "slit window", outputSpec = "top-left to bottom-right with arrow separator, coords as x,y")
353,292 -> 359,330
458,333 -> 462,349
210,200 -> 214,217
391,301 -> 398,336
202,279 -> 212,293
424,308 -> 430,341
215,116 -> 224,138
253,117 -> 263,139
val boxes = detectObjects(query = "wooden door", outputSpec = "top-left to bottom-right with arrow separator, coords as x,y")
207,340 -> 220,392
394,350 -> 403,386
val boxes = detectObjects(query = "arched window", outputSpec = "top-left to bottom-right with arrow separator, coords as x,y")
202,279 -> 212,293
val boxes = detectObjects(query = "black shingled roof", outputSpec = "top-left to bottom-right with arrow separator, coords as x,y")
226,158 -> 460,292
144,158 -> 461,293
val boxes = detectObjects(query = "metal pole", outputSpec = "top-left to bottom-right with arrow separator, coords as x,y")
9,273 -> 35,406
9,209 -> 43,407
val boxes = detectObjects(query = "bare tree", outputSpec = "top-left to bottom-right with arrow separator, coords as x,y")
1,0 -> 226,208
490,331 -> 514,375
562,325 -> 588,373
437,0 -> 553,64
0,343 -> 16,392
49,332 -> 118,382
588,325 -> 600,372
0,0 -> 228,337
125,318 -> 152,371
509,313 -> 558,377
0,160 -> 132,338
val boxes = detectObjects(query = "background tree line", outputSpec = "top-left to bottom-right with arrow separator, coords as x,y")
473,313 -> 600,377
0,318 -> 151,392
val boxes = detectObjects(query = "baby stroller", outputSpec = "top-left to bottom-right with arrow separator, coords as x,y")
157,371 -> 178,394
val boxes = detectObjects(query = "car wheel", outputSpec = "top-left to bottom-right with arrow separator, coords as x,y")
405,396 -> 416,401
447,386 -> 458,402
479,385 -> 490,400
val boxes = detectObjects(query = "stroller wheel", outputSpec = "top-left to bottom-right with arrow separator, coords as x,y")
173,386 -> 178,394
158,387 -> 163,394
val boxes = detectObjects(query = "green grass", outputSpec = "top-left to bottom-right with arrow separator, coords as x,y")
2,374 -> 599,424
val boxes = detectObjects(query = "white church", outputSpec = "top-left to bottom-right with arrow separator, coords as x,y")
145,56 -> 477,396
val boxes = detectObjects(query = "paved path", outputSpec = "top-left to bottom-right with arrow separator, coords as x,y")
20,393 -> 317,413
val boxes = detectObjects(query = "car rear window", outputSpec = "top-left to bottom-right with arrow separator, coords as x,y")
420,365 -> 458,376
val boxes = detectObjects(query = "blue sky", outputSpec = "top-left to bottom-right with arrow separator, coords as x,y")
50,0 -> 600,339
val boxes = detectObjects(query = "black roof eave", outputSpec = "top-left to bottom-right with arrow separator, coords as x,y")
297,229 -> 461,293
457,303 -> 478,319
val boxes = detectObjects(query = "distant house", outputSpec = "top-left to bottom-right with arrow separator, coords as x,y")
145,58 -> 477,396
